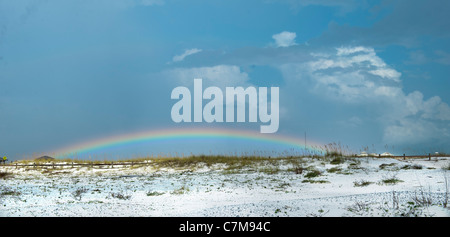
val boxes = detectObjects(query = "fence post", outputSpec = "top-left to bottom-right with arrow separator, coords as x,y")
403,154 -> 405,160
429,153 -> 431,161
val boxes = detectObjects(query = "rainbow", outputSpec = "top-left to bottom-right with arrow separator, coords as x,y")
52,128 -> 325,158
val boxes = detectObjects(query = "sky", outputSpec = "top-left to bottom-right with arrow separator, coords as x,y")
1,0 -> 450,160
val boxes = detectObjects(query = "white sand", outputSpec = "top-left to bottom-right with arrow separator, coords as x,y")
1,157 -> 449,217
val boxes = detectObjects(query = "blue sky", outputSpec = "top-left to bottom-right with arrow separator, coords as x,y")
1,0 -> 450,159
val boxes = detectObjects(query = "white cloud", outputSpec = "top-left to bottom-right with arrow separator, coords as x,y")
437,103 -> 450,120
172,48 -> 202,62
162,65 -> 259,117
415,94 -> 450,121
288,46 -> 402,102
279,46 -> 450,145
160,44 -> 450,146
272,31 -> 297,47
374,86 -> 402,97
162,65 -> 250,89
309,47 -> 390,72
368,68 -> 401,82
336,46 -> 374,56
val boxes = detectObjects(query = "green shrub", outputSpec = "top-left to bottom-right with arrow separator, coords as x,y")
330,157 -> 345,165
304,170 -> 322,178
302,179 -> 329,184
381,178 -> 403,185
326,167 -> 342,173
353,179 -> 373,187
379,163 -> 396,170
146,191 -> 165,196
111,192 -> 131,200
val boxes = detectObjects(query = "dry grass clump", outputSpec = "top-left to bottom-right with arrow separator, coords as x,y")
150,155 -> 284,173
0,171 -> 13,179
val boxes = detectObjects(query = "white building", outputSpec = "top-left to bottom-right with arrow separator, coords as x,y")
357,151 -> 368,157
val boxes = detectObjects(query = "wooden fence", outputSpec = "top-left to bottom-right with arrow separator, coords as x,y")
0,153 -> 446,169
0,161 -> 150,169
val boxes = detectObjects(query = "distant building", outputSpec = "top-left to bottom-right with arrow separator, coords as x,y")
380,152 -> 394,157
34,156 -> 55,161
357,151 -> 368,157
